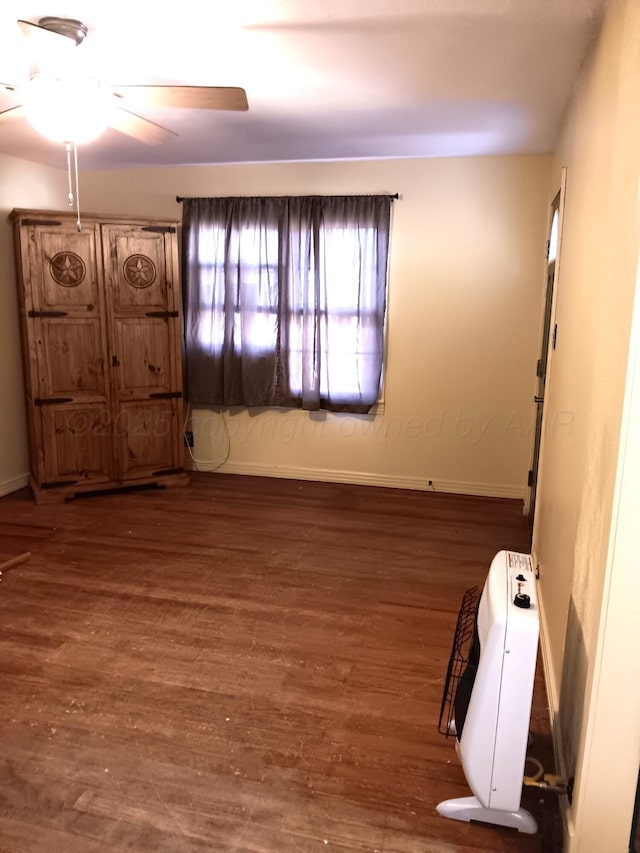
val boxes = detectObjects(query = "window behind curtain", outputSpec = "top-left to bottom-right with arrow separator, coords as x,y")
182,195 -> 392,414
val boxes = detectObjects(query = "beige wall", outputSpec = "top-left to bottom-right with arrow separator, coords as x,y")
533,0 -> 640,849
79,155 -> 550,498
0,153 -> 67,495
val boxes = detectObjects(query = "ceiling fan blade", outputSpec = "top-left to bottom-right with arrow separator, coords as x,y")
1,82 -> 17,92
17,18 -> 80,78
17,19 -> 78,48
108,107 -> 178,146
0,105 -> 25,125
110,86 -> 248,111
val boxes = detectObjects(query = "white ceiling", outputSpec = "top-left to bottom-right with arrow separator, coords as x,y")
0,0 -> 607,171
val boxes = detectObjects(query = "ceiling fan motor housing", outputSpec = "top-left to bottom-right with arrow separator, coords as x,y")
38,17 -> 88,46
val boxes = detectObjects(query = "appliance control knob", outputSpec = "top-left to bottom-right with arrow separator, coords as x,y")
514,593 -> 531,609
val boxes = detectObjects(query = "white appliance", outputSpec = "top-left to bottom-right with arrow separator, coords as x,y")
437,549 -> 540,834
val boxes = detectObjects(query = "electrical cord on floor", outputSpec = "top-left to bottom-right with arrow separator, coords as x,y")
523,756 -> 568,794
523,757 -> 544,783
183,402 -> 231,472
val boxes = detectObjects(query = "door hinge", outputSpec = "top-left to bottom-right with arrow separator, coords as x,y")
149,391 -> 182,399
528,469 -> 534,487
145,311 -> 179,319
545,239 -> 550,260
536,358 -> 543,377
34,397 -> 73,406
552,323 -> 558,349
28,310 -> 68,318
141,225 -> 176,234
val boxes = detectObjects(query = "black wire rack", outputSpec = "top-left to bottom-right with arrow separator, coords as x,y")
438,585 -> 479,738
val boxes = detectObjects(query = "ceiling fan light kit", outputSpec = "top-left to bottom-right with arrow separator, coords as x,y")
23,73 -> 112,145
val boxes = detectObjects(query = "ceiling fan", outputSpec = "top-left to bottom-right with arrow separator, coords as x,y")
0,15 -> 248,229
0,15 -> 249,146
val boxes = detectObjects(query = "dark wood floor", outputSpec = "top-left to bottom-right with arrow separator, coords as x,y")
0,473 -> 561,853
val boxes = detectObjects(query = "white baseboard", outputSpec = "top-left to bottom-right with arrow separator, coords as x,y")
0,472 -> 29,498
535,573 -> 572,843
190,459 -> 526,500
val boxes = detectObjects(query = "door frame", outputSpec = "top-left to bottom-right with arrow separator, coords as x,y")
526,168 -> 567,523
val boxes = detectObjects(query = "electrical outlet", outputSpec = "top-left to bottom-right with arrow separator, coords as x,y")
184,431 -> 194,448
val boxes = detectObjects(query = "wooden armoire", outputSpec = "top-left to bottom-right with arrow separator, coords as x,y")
11,209 -> 189,503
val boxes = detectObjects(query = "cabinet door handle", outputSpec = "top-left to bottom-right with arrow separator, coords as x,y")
34,397 -> 73,406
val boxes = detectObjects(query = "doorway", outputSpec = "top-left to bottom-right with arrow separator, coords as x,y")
528,190 -> 561,523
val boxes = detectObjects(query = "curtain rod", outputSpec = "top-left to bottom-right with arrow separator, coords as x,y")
176,193 -> 399,203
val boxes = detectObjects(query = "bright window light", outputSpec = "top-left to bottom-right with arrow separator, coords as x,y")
548,209 -> 559,263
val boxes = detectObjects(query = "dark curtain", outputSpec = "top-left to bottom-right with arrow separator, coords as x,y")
182,194 -> 391,413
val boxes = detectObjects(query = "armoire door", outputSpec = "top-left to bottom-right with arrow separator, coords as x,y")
102,223 -> 184,482
23,219 -> 115,489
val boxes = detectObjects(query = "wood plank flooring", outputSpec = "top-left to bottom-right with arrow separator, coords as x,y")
0,474 -> 562,852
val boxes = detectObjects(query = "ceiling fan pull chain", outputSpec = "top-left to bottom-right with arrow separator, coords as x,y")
64,141 -> 82,230
65,143 -> 74,207
73,141 -> 82,232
